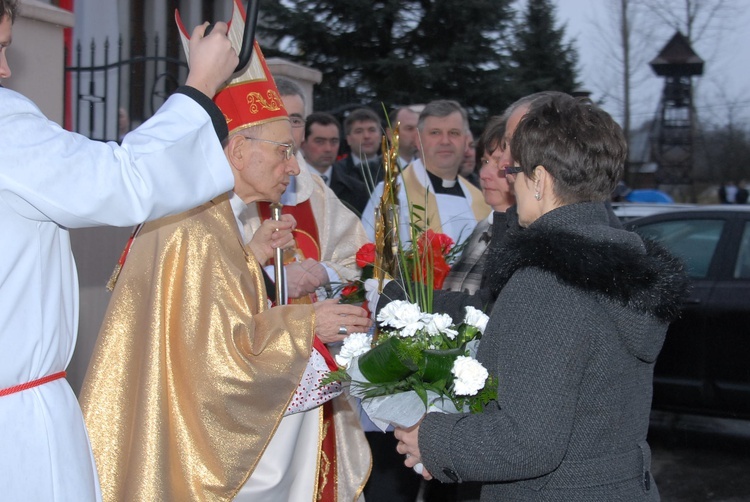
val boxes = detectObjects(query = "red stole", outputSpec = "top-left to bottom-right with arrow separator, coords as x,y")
257,200 -> 338,501
258,200 -> 321,269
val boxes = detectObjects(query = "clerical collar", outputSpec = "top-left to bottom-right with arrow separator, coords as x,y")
427,170 -> 464,196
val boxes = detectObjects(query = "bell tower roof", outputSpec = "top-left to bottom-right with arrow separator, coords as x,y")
650,31 -> 704,77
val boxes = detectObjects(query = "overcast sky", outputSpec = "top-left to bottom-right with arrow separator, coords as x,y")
552,0 -> 750,129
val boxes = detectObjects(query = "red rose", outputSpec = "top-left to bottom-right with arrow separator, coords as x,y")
341,284 -> 360,297
411,249 -> 451,290
356,242 -> 377,268
433,231 -> 455,254
431,254 -> 451,289
418,230 -> 454,257
410,230 -> 455,290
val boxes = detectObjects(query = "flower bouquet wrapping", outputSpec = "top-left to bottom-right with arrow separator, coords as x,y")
326,303 -> 496,432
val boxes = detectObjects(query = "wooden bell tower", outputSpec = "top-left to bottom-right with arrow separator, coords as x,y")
649,32 -> 704,193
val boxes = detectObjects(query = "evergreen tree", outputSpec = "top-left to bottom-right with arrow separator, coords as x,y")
257,0 -> 516,122
509,0 -> 580,101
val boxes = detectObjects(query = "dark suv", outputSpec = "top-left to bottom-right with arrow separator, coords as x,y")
626,206 -> 750,419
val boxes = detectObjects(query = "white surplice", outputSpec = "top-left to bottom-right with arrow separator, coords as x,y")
0,87 -> 233,501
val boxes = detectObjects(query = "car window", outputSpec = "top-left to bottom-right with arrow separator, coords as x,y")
734,222 -> 750,279
635,219 -> 724,279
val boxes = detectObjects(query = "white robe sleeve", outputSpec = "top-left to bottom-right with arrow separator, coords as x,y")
0,88 -> 233,229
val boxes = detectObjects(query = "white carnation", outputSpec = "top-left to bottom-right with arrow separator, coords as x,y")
451,356 -> 489,396
377,300 -> 425,338
424,312 -> 458,339
334,332 -> 373,369
399,320 -> 426,338
463,306 -> 489,334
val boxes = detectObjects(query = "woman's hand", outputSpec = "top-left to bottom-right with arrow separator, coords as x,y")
395,422 -> 433,480
313,299 -> 372,344
248,214 -> 296,265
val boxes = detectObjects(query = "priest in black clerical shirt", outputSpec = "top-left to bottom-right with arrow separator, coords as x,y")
360,100 -> 490,248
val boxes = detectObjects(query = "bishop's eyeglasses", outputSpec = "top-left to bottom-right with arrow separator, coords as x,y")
243,137 -> 294,160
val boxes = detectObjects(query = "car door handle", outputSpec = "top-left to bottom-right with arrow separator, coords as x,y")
683,298 -> 701,305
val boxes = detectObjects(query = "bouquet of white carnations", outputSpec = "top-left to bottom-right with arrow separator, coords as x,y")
326,302 -> 497,431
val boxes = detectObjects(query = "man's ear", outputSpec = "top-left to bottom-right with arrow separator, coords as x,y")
225,134 -> 246,171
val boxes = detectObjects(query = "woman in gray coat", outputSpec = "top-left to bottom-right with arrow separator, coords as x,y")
394,93 -> 689,501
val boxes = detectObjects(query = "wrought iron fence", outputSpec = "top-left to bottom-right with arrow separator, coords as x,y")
64,34 -> 188,142
64,34 -> 379,143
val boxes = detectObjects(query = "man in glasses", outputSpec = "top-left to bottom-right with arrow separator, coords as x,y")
242,77 -> 370,303
80,12 -> 371,501
234,77 -> 372,500
0,0 -> 239,499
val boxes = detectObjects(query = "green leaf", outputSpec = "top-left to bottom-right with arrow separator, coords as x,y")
424,379 -> 448,394
358,336 -> 418,383
457,324 -> 479,346
320,368 -> 351,387
361,264 -> 375,281
420,348 -> 462,383
413,381 -> 428,407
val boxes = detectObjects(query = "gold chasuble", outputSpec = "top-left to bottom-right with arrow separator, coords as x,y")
80,194 -> 315,502
256,199 -> 371,502
401,163 -> 490,234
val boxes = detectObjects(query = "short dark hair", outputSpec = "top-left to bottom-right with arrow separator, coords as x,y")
387,106 -> 417,126
305,112 -> 341,138
274,77 -> 305,106
1,0 -> 18,23
343,108 -> 381,135
510,93 -> 626,204
388,107 -> 402,126
480,91 -> 569,156
477,115 -> 505,156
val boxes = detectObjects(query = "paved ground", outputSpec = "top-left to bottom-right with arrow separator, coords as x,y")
414,411 -> 750,502
650,412 -> 750,502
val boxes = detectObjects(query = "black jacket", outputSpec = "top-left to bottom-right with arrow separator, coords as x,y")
327,164 -> 370,217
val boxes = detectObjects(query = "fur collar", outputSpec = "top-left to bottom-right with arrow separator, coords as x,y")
486,222 -> 690,322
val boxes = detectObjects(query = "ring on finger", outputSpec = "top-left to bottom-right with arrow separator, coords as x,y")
338,325 -> 348,335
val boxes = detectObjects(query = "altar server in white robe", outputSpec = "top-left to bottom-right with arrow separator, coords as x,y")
0,2 -> 238,500
361,100 -> 490,248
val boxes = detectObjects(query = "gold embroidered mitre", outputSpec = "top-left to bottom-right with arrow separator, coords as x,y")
176,0 -> 288,136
